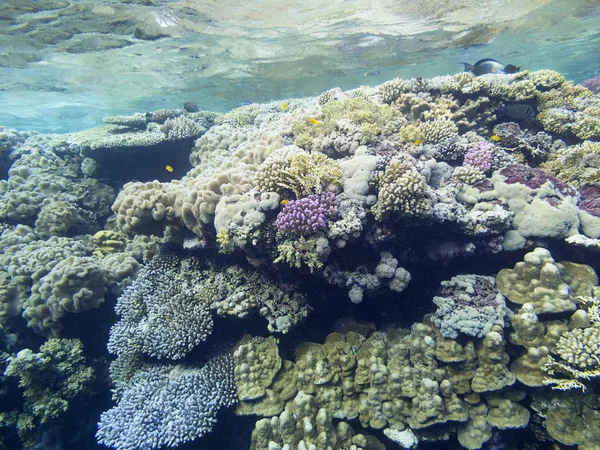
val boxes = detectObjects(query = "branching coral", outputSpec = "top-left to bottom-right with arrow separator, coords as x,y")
255,148 -> 342,198
371,158 -> 431,220
3,338 -> 95,447
543,295 -> 600,392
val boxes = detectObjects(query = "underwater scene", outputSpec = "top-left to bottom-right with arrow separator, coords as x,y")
1,0 -> 600,449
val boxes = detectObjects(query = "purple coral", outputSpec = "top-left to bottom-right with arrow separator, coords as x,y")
579,185 -> 600,217
581,74 -> 600,94
499,164 -> 576,196
463,141 -> 494,172
275,192 -> 336,234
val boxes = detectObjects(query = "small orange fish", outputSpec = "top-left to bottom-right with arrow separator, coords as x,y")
281,102 -> 289,111
165,165 -> 173,172
308,118 -> 320,125
414,139 -> 423,145
280,199 -> 289,206
491,135 -> 501,141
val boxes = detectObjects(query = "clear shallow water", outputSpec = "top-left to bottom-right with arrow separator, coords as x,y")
0,0 -> 599,133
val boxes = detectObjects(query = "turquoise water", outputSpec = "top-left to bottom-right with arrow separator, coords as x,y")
0,0 -> 599,132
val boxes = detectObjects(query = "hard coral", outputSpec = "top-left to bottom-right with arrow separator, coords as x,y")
275,192 -> 336,235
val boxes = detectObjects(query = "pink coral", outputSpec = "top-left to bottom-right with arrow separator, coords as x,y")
464,141 -> 494,172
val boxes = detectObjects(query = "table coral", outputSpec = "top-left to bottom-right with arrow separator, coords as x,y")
97,355 -> 236,450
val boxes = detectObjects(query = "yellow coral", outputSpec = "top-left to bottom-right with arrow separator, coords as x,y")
255,150 -> 342,198
371,158 -> 431,220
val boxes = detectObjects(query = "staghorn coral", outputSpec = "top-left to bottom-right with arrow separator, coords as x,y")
274,235 -> 331,272
542,140 -> 600,189
452,165 -> 485,185
207,266 -> 311,334
418,118 -> 459,144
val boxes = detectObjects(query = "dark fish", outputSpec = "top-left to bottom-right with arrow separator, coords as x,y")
184,102 -> 198,112
364,70 -> 380,77
461,58 -> 520,76
498,103 -> 536,120
504,64 -> 521,74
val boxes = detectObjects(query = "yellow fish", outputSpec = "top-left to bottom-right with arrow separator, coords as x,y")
308,118 -> 320,125
491,135 -> 501,142
165,165 -> 173,172
280,199 -> 289,206
414,139 -> 423,145
281,102 -> 289,112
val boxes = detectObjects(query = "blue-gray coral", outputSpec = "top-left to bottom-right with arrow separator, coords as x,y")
431,274 -> 508,339
97,355 -> 236,450
108,253 -> 213,360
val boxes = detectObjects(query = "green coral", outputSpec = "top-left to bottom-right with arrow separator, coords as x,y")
23,255 -> 110,336
496,247 -> 598,314
3,338 -> 95,447
235,319 -> 530,449
543,295 -> 600,392
542,140 -> 600,188
250,391 -> 385,450
530,69 -> 566,91
92,229 -> 127,257
292,97 -> 402,148
418,118 -> 458,143
274,236 -> 330,272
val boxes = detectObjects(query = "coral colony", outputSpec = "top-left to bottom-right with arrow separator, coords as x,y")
1,69 -> 600,449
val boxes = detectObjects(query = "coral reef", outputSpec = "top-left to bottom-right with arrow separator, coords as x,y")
97,355 -> 236,450
3,69 -> 600,450
431,274 -> 508,338
2,338 -> 96,447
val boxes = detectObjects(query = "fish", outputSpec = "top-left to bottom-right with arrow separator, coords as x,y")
281,102 -> 289,112
280,199 -> 289,207
364,70 -> 380,77
504,64 -> 521,74
183,102 -> 198,113
491,135 -> 502,141
165,165 -> 174,172
498,103 -> 536,120
308,118 -> 320,125
461,59 -> 520,76
237,101 -> 253,107
414,139 -> 423,145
